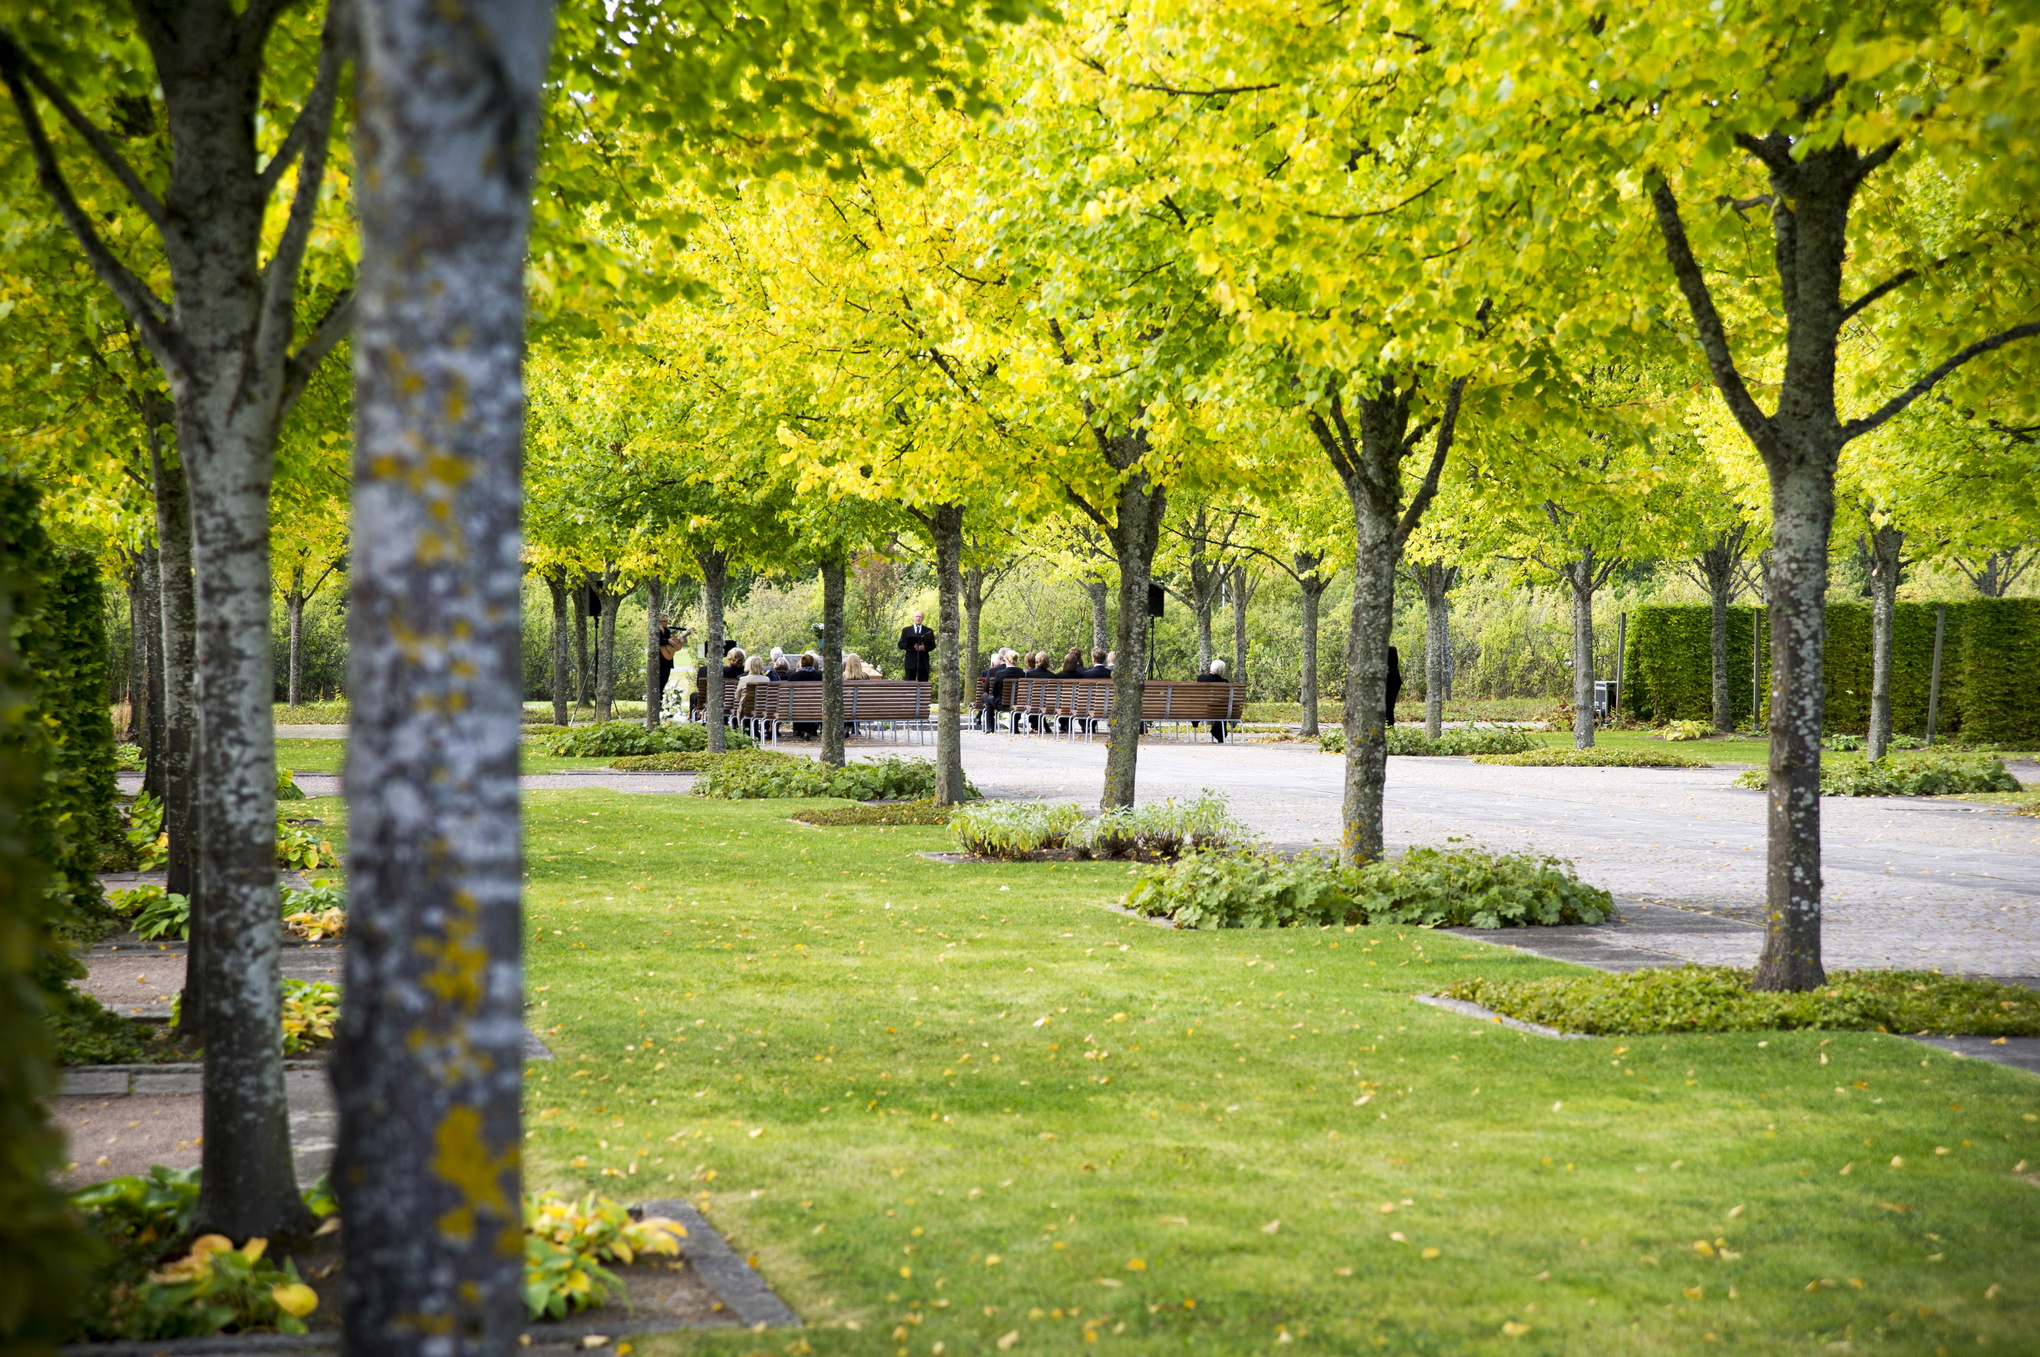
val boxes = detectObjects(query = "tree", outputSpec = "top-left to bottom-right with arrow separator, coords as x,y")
1506,0 -> 2040,988
333,0 -> 551,1348
272,483 -> 348,710
2,1 -> 355,1235
1158,500 -> 1250,675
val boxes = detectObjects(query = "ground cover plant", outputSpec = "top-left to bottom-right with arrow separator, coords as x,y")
1124,847 -> 1614,930
534,721 -> 756,759
610,751 -> 743,772
949,793 -> 1251,861
1478,747 -> 1711,769
1734,752 -> 2024,797
694,753 -> 964,802
520,791 -> 2040,1355
1445,968 -> 2040,1038
791,800 -> 955,827
1319,726 -> 1539,756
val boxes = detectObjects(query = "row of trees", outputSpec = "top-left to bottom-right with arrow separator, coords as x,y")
2,0 -> 2037,1348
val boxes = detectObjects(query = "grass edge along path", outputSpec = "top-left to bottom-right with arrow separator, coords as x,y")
522,791 -> 2040,1356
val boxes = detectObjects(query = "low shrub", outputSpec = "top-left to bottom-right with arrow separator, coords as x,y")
1661,720 -> 1711,741
280,979 -> 338,1054
115,743 -> 145,771
533,720 -> 753,758
1124,845 -> 1614,929
125,792 -> 168,870
609,750 -> 730,772
791,800 -> 955,826
276,768 -> 305,802
276,814 -> 337,871
281,879 -> 346,941
693,752 -> 963,802
949,792 -> 1250,861
1732,751 -> 2022,796
1475,746 -> 1709,768
1444,966 -> 2040,1036
130,888 -> 191,942
1822,732 -> 1925,753
950,801 -> 1089,857
1320,726 -> 1539,756
524,1192 -> 685,1320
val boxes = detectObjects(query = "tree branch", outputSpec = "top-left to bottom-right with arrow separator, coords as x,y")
1650,181 -> 1773,451
0,42 -> 178,366
1125,80 -> 1279,98
277,289 -> 356,423
0,29 -> 168,229
1393,376 -> 1465,552
255,0 -> 349,385
1841,321 -> 2040,443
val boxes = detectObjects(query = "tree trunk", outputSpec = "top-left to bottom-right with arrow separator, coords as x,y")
150,445 -> 200,1021
546,572 -> 569,725
286,578 -> 305,709
141,546 -> 167,802
1312,376 -> 1464,865
1567,555 -> 1597,750
1229,565 -> 1252,691
124,557 -> 147,744
572,580 -> 590,708
644,575 -> 665,730
337,0 -> 548,1349
929,506 -> 967,804
1415,561 -> 1458,741
699,551 -> 729,754
1753,460 -> 1835,991
1083,575 -> 1110,655
1191,592 -> 1214,675
1099,445 -> 1165,810
963,565 -> 986,680
1862,522 -> 1904,760
1296,556 -> 1329,738
593,570 -> 619,723
820,559 -> 845,767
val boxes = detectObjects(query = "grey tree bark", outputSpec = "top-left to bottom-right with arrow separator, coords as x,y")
336,0 -> 551,1351
1310,376 -> 1464,864
546,572 -> 569,725
286,583 -> 304,709
1682,523 -> 1750,732
1295,554 -> 1331,738
820,559 -> 845,767
698,550 -> 729,754
592,569 -> 619,722
643,575 -> 665,730
1163,508 -> 1228,675
3,0 -> 358,1237
1648,130 -> 2040,989
1066,428 -> 1166,810
572,579 -> 591,708
963,565 -> 987,680
1229,564 -> 1255,690
1561,551 -> 1604,749
1859,521 -> 1905,760
124,557 -> 147,743
1083,576 -> 1110,655
148,441 -> 201,1021
1412,560 -> 1459,741
140,546 -> 167,802
925,506 -> 967,804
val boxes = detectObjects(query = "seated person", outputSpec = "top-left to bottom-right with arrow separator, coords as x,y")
769,658 -> 791,680
1195,659 -> 1231,743
734,655 -> 772,735
1057,648 -> 1086,676
1082,648 -> 1112,678
1016,652 -> 1054,731
723,646 -> 747,681
983,649 -> 1026,731
786,652 -> 822,736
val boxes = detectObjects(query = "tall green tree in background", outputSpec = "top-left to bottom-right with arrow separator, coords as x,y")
1497,0 -> 2040,988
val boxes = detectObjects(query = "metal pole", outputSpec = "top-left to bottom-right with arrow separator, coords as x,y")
1614,611 -> 1626,724
1924,603 -> 1946,747
1751,605 -> 1762,732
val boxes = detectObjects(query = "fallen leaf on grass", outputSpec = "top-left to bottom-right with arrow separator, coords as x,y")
1262,1220 -> 1281,1234
1501,1321 -> 1530,1337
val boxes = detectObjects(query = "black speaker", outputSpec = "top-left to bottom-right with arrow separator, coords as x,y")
1146,584 -> 1165,617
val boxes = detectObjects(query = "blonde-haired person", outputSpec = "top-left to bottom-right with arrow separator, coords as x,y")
735,654 -> 772,737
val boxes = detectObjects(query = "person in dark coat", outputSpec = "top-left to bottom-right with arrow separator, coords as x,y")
1195,659 -> 1232,742
1385,646 -> 1403,726
786,652 -> 823,736
899,610 -> 934,682
984,649 -> 1026,732
1081,647 -> 1112,678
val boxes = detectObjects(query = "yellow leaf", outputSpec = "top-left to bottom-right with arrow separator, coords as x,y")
1501,1321 -> 1530,1337
272,1282 -> 319,1318
1421,1248 -> 1441,1260
997,1333 -> 1020,1351
1684,1287 -> 1704,1300
1126,1259 -> 1146,1271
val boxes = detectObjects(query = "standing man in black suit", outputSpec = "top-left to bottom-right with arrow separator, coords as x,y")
1385,647 -> 1402,726
899,610 -> 934,682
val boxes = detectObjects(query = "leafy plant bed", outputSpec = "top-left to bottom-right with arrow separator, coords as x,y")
1733,750 -> 2022,796
694,753 -> 967,802
1318,725 -> 1539,756
533,720 -> 755,759
609,750 -> 738,772
1475,746 -> 1709,768
790,800 -> 955,826
1443,967 -> 2040,1036
1124,845 -> 1614,928
950,792 -> 1249,861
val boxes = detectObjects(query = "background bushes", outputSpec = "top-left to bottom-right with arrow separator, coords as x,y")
1621,600 -> 2040,742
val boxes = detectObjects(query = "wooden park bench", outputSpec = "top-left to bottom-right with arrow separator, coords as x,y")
751,680 -> 933,744
990,677 -> 1243,741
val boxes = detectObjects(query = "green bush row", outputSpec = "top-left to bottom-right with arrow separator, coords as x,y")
1123,846 -> 1615,930
1732,750 -> 2023,796
1444,967 -> 2040,1036
532,720 -> 753,758
1475,746 -> 1709,769
1621,600 -> 2040,743
790,800 -> 956,827
692,752 -> 963,801
1318,725 -> 1539,756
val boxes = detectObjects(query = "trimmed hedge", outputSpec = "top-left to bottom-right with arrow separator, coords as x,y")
1621,600 -> 2040,743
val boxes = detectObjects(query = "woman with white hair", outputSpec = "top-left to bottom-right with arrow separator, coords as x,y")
1195,658 -> 1231,743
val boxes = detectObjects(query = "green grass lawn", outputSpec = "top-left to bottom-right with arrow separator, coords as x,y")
521,793 -> 2040,1355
